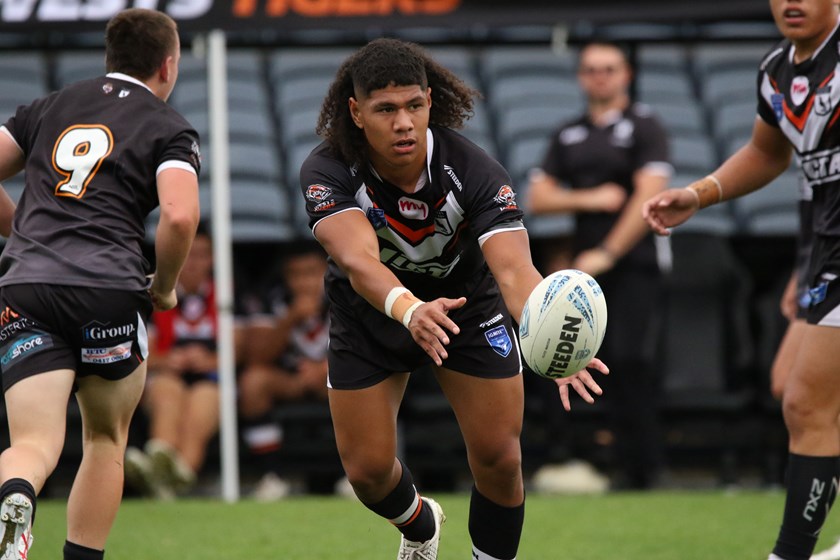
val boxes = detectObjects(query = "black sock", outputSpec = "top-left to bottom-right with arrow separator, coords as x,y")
0,478 -> 36,523
469,485 -> 524,560
64,540 -> 104,560
363,460 -> 435,543
773,453 -> 840,560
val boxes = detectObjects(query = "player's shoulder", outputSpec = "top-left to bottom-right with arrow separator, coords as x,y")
300,140 -> 359,189
759,39 -> 791,73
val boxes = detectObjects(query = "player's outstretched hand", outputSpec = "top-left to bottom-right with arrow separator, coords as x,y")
641,188 -> 700,236
407,296 -> 467,367
556,358 -> 609,412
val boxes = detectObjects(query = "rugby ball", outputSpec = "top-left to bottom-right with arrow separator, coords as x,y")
519,270 -> 607,379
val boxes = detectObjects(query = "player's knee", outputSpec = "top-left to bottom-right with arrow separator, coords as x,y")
783,393 -> 833,434
470,438 -> 522,476
341,455 -> 395,497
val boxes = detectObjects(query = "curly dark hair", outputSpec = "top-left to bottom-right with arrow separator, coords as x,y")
316,38 -> 479,166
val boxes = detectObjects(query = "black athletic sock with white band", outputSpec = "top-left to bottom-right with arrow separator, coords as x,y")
772,454 -> 840,560
469,485 -> 524,560
363,459 -> 435,543
64,540 -> 104,560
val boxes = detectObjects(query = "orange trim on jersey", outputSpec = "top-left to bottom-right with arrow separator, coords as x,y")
386,215 -> 436,244
51,124 -> 114,199
784,96 -> 816,133
782,73 -> 835,133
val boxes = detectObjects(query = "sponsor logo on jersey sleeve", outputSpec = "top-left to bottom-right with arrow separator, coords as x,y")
81,342 -> 133,365
484,325 -> 512,358
305,184 -> 336,212
493,185 -> 518,211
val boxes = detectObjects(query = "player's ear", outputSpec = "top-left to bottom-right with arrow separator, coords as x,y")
159,55 -> 174,84
349,97 -> 363,129
426,87 -> 432,109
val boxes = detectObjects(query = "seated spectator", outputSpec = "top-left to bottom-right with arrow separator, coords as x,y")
125,223 -> 244,498
238,246 -> 330,500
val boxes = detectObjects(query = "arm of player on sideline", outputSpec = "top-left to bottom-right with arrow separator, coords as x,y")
0,128 -> 24,237
151,166 -> 200,309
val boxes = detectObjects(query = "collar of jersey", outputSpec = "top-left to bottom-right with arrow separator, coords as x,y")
788,14 -> 840,65
105,72 -> 153,94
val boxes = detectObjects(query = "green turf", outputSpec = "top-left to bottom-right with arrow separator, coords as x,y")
25,490 -> 840,559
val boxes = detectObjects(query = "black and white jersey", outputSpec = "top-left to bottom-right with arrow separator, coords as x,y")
0,73 -> 200,291
758,17 -> 840,236
300,126 -> 524,304
538,103 -> 671,265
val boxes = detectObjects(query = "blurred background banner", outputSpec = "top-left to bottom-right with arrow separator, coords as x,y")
0,0 -> 773,33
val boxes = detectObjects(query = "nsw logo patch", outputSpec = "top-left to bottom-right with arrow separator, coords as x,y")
485,325 -> 512,358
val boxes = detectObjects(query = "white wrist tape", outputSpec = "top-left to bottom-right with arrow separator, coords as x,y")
402,301 -> 423,329
706,174 -> 724,203
384,287 -> 410,319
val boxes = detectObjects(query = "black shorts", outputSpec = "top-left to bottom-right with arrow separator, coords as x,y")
326,273 -> 522,390
0,283 -> 153,391
805,235 -> 840,327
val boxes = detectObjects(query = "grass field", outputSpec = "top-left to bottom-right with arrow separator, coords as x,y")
23,490 -> 840,559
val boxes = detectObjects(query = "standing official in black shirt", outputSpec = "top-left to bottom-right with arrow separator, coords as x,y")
527,41 -> 671,490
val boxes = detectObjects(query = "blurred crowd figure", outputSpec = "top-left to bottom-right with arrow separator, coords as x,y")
238,247 -> 330,500
125,223 -> 244,499
526,41 -> 672,491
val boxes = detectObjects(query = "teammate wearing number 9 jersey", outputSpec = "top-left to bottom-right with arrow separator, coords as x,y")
0,9 -> 200,560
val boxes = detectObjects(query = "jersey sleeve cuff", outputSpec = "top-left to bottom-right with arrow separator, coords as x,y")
0,126 -> 23,154
156,160 -> 197,177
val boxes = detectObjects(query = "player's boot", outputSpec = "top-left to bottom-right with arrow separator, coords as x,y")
397,497 -> 445,560
0,493 -> 33,560
812,538 -> 840,560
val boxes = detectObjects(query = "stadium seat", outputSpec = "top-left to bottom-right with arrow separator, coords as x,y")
636,71 -> 695,103
228,182 -> 294,243
53,52 -> 106,86
711,99 -> 760,149
504,134 -> 552,189
732,168 -> 800,237
494,103 -> 574,148
660,229 -> 756,484
641,101 -> 707,136
636,44 -> 691,74
273,75 -> 334,113
669,133 -> 719,175
480,46 -> 576,85
691,42 -> 776,78
487,76 -> 582,113
269,47 -> 351,84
